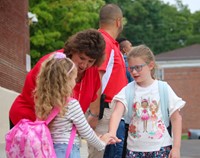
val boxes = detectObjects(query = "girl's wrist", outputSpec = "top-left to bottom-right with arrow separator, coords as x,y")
108,131 -> 116,137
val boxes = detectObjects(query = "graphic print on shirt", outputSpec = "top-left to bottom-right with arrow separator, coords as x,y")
129,102 -> 141,138
129,98 -> 165,140
149,100 -> 159,132
141,99 -> 150,132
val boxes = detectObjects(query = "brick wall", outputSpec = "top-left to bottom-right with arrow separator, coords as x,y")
164,67 -> 200,133
0,0 -> 29,93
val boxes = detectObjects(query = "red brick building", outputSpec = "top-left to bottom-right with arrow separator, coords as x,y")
156,44 -> 200,133
0,0 -> 29,93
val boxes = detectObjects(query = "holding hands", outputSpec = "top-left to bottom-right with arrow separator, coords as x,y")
99,133 -> 121,145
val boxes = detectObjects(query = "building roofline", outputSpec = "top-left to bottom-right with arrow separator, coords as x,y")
156,60 -> 200,68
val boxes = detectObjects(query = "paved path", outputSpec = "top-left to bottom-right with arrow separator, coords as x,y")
0,143 -> 6,158
0,140 -> 88,158
180,140 -> 200,158
1,140 -> 200,158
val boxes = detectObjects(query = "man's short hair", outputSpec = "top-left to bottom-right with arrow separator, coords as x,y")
99,4 -> 123,24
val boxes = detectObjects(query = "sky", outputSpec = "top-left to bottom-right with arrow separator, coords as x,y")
162,0 -> 200,13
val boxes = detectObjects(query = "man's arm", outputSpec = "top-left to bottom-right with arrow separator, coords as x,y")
87,71 -> 104,129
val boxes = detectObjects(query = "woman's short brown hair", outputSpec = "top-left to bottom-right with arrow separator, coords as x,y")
64,29 -> 105,66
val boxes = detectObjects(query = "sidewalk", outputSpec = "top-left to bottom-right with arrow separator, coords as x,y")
80,140 -> 88,158
1,140 -> 200,158
0,140 -> 89,158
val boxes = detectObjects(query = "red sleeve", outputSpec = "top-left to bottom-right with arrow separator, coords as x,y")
9,50 -> 64,124
74,66 -> 101,113
98,38 -> 113,72
91,67 -> 101,102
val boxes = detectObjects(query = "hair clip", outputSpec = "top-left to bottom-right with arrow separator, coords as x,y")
54,53 -> 75,75
54,52 -> 66,59
66,58 -> 75,75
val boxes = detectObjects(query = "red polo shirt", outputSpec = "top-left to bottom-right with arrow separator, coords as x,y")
98,29 -> 127,103
9,50 -> 100,125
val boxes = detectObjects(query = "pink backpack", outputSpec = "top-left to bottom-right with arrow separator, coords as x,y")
5,99 -> 76,158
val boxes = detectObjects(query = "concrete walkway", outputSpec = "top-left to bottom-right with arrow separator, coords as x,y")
0,140 -> 88,158
1,140 -> 200,158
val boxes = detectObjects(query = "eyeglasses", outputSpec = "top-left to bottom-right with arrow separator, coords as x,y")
128,64 -> 147,73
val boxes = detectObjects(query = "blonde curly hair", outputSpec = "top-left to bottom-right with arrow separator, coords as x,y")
34,54 -> 77,120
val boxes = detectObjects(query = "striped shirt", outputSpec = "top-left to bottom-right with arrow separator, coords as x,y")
50,99 -> 105,151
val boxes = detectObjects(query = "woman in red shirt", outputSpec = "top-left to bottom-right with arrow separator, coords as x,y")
9,29 -> 105,129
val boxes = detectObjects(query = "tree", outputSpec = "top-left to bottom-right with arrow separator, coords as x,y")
187,11 -> 200,44
29,0 -> 105,66
29,0 -> 200,63
105,0 -> 199,54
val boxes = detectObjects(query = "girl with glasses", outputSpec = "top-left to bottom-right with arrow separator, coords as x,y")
107,45 -> 185,158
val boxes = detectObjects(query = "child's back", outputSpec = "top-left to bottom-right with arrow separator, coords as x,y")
51,99 -> 106,150
33,53 -> 112,158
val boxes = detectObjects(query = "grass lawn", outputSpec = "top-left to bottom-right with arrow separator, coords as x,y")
182,133 -> 188,140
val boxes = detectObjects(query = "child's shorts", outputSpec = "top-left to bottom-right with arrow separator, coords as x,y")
126,145 -> 171,158
54,143 -> 80,158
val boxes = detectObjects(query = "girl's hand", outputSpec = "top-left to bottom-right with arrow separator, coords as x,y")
168,147 -> 180,158
99,133 -> 121,145
107,134 -> 121,144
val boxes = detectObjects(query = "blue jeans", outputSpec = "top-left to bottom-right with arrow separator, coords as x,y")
54,143 -> 80,158
103,119 -> 125,158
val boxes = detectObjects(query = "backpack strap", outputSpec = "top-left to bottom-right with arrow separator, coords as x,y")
65,125 -> 76,158
125,80 -> 170,127
65,97 -> 77,157
158,80 -> 169,127
45,97 -> 73,125
45,107 -> 60,125
124,80 -> 171,135
45,97 -> 77,157
124,81 -> 135,124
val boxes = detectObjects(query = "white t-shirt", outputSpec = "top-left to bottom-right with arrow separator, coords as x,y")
111,80 -> 185,152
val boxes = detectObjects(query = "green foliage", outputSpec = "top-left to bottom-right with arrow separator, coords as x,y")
189,11 -> 200,44
29,0 -> 105,66
105,0 -> 200,54
29,0 -> 200,66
